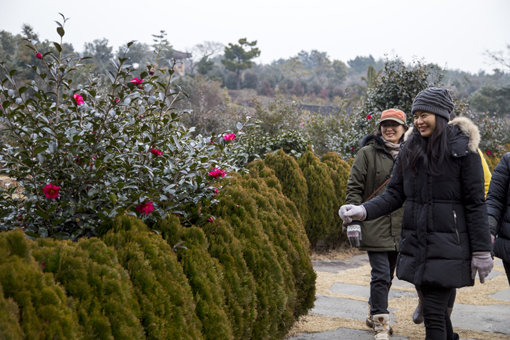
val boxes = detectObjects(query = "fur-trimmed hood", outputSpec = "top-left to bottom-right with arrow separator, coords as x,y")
403,116 -> 480,153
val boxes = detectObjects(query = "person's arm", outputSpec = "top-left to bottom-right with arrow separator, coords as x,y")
345,148 -> 369,205
477,148 -> 492,199
486,153 -> 510,235
461,151 -> 491,252
362,155 -> 405,220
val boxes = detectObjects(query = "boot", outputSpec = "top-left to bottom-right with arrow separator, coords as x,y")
373,314 -> 390,340
367,305 -> 393,335
366,304 -> 374,328
413,289 -> 424,324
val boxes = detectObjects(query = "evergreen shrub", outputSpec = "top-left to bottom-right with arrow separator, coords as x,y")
102,215 -> 203,340
0,229 -> 79,339
31,237 -> 144,340
298,146 -> 340,249
264,149 -> 309,226
211,169 -> 315,339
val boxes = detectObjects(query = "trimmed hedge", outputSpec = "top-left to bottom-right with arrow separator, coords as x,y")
0,169 -> 316,339
297,147 -> 340,249
264,149 -> 309,227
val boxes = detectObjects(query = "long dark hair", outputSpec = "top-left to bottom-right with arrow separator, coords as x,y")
400,115 -> 449,175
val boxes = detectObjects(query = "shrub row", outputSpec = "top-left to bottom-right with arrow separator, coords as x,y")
264,148 -> 351,250
0,169 -> 315,339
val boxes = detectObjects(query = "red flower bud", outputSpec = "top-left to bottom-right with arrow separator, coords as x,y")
36,52 -> 43,59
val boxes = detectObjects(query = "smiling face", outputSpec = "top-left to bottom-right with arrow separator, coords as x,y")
380,120 -> 406,143
413,111 -> 437,137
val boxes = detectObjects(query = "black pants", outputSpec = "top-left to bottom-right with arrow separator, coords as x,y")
367,251 -> 398,315
420,284 -> 457,340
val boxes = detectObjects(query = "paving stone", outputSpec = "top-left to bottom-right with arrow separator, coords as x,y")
489,288 -> 510,302
329,282 -> 416,300
286,327 -> 409,339
289,254 -> 510,339
450,303 -> 510,334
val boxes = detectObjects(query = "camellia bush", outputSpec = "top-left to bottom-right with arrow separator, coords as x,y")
0,16 -> 241,239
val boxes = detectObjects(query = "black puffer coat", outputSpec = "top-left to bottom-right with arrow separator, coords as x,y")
363,117 -> 491,288
486,152 -> 510,263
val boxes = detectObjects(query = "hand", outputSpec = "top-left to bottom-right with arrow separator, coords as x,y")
471,251 -> 493,283
338,204 -> 366,224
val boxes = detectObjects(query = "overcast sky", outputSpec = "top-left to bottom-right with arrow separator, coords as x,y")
1,0 -> 509,74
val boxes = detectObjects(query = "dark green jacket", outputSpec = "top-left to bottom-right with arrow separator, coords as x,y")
345,134 -> 403,251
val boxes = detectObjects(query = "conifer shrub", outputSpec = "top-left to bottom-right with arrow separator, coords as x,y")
200,219 -> 258,339
321,152 -> 351,245
0,229 -> 79,339
211,168 -> 315,338
0,283 -> 24,339
264,149 -> 309,226
154,219 -> 234,340
246,161 -> 316,317
101,215 -> 203,340
31,237 -> 144,340
298,146 -> 340,249
157,214 -> 258,339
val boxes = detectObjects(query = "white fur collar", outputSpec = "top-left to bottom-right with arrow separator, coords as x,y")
403,116 -> 480,152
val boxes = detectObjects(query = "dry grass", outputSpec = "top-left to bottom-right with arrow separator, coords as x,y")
288,249 -> 510,340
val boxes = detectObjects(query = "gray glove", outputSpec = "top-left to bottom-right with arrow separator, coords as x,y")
338,204 -> 367,224
471,251 -> 493,283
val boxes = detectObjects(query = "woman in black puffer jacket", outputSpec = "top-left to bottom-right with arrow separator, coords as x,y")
339,87 -> 493,340
487,152 -> 510,284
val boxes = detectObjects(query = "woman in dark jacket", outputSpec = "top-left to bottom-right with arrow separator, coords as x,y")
486,152 -> 510,284
339,87 -> 493,339
344,108 -> 407,339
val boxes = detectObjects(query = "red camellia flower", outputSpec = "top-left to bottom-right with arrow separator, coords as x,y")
486,150 -> 492,156
130,78 -> 143,85
73,94 -> 85,106
150,148 -> 163,156
43,183 -> 60,199
366,114 -> 372,120
223,133 -> 236,141
114,98 -> 120,104
208,217 -> 214,223
208,168 -> 226,178
136,201 -> 154,215
213,187 -> 219,197
36,52 -> 43,59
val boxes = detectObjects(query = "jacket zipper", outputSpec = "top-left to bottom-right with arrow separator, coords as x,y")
453,210 -> 460,244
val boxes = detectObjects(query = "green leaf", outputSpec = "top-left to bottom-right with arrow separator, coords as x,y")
53,42 -> 62,53
56,26 -> 65,37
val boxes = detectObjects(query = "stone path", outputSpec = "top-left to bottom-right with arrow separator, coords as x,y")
286,254 -> 510,340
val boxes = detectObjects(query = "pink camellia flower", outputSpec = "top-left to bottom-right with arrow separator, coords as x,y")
150,148 -> 163,156
366,114 -> 372,120
208,216 -> 214,223
300,122 -> 305,127
114,98 -> 120,104
129,78 -> 143,85
136,201 -> 154,215
223,133 -> 236,141
211,140 -> 215,145
43,183 -> 60,199
73,94 -> 85,106
36,52 -> 42,59
208,168 -> 226,178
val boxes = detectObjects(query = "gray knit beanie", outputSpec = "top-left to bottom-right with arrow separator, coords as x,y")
411,87 -> 454,121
